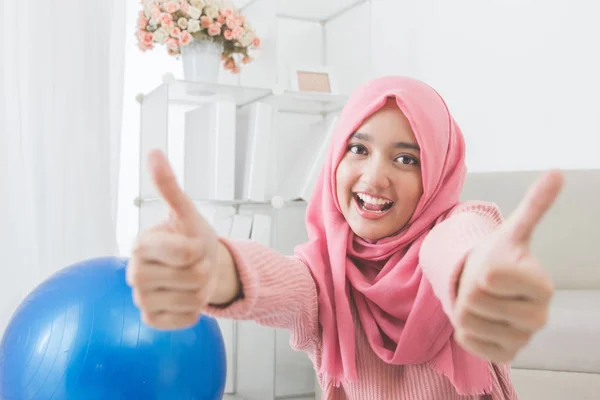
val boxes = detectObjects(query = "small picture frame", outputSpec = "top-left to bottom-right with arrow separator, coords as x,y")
289,65 -> 339,94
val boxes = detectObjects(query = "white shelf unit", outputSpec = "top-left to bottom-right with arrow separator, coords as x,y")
136,78 -> 346,400
134,2 -> 369,400
161,78 -> 348,113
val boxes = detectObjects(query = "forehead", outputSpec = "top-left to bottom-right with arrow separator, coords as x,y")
354,98 -> 417,143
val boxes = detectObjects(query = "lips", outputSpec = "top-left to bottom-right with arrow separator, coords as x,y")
353,192 -> 394,219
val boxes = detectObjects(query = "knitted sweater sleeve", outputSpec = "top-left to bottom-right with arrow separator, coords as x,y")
202,238 -> 320,351
419,202 -> 504,317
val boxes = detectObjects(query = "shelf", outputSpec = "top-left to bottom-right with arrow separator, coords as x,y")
264,90 -> 348,115
165,80 -> 272,107
144,79 -> 348,115
236,0 -> 368,22
134,196 -> 307,209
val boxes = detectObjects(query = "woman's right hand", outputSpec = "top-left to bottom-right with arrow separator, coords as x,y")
453,170 -> 562,363
126,149 -> 240,330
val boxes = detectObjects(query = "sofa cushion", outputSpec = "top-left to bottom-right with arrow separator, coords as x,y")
511,290 -> 600,373
460,170 -> 600,290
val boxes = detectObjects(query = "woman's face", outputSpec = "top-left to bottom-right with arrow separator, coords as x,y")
336,98 -> 424,241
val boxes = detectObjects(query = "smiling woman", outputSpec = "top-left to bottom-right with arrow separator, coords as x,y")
125,76 -> 568,400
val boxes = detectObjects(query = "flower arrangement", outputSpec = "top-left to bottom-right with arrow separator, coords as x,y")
136,0 -> 261,73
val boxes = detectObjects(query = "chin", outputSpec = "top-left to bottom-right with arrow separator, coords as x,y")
348,221 -> 396,242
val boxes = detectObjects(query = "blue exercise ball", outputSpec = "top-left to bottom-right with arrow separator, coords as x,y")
0,256 -> 227,400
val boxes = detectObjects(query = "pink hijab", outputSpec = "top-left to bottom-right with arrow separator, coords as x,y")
294,76 -> 491,394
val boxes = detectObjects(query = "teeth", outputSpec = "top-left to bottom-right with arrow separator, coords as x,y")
357,193 -> 393,206
361,204 -> 386,213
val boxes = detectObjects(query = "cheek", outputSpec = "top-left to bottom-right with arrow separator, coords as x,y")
335,160 -> 355,201
395,172 -> 424,205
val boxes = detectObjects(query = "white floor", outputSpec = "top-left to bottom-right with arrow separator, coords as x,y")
224,396 -> 314,400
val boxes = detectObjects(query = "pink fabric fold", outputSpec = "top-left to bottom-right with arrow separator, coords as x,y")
294,76 -> 491,394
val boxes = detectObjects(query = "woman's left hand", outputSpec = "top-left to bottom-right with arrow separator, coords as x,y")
453,170 -> 564,363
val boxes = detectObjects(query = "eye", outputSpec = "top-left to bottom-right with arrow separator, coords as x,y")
348,144 -> 368,155
395,155 -> 419,165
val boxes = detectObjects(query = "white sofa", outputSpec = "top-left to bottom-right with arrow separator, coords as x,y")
460,169 -> 600,400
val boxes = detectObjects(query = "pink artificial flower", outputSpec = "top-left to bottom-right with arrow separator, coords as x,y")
226,16 -> 239,29
208,22 -> 221,36
136,29 -> 146,41
170,27 -> 181,38
151,5 -> 162,21
232,27 -> 243,39
160,13 -> 175,27
242,55 -> 253,64
137,12 -> 149,30
252,36 -> 260,48
223,29 -> 233,40
179,30 -> 193,45
200,16 -> 212,28
166,37 -> 179,51
143,31 -> 154,45
163,0 -> 180,13
217,15 -> 225,24
136,30 -> 154,50
138,41 -> 153,51
220,8 -> 234,18
179,0 -> 190,13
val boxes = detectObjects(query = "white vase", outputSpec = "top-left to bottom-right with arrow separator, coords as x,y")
181,39 -> 222,83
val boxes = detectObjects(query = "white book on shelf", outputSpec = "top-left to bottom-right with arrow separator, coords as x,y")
235,103 -> 274,202
213,215 -> 233,238
300,116 -> 336,201
184,99 -> 236,201
282,116 -> 337,201
250,214 -> 272,247
228,214 -> 253,240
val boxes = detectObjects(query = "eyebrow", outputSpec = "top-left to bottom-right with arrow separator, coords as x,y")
350,132 -> 420,152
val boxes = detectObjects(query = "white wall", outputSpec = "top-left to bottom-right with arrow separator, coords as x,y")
371,0 -> 600,172
325,1 -> 372,94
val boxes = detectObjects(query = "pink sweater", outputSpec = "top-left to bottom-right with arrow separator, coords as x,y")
205,207 -> 519,399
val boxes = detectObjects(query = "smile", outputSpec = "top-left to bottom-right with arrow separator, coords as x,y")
353,192 -> 394,219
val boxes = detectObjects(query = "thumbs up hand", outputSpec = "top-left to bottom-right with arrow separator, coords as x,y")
453,170 -> 564,363
127,149 -> 239,330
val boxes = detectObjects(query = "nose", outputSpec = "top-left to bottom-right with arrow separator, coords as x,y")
360,156 -> 391,189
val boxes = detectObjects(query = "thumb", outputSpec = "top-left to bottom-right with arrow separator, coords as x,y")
503,169 -> 564,243
148,149 -> 197,222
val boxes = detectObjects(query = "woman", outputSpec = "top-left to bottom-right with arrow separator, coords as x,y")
127,76 -> 563,399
